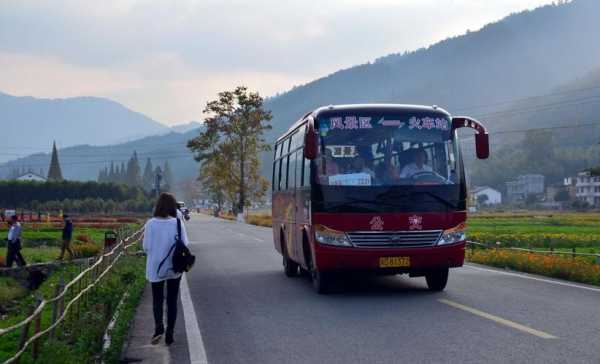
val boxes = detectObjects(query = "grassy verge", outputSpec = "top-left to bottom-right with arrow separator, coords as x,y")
0,253 -> 145,363
466,248 -> 600,286
245,213 -> 272,227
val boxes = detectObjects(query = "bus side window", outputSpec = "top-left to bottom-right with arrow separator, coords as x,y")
272,144 -> 279,191
283,154 -> 290,190
289,150 -> 297,190
273,159 -> 280,191
296,150 -> 303,187
303,155 -> 311,186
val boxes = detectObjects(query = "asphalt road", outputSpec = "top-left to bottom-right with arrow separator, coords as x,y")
182,214 -> 600,364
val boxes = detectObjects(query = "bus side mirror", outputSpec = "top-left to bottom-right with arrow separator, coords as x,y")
304,125 -> 318,160
475,132 -> 489,159
452,116 -> 490,160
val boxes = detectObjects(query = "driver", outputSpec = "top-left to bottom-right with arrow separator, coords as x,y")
399,148 -> 432,178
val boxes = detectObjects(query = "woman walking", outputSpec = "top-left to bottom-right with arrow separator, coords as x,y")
143,192 -> 190,345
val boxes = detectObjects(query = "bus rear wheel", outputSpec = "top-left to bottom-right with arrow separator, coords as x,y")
283,244 -> 299,277
425,268 -> 449,291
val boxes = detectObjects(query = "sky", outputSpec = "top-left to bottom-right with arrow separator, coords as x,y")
0,0 -> 557,126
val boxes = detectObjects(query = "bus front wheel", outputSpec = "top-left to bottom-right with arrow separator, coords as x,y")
425,268 -> 449,291
312,269 -> 331,294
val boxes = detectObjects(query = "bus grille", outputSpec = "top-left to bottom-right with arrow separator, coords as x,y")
347,230 -> 442,248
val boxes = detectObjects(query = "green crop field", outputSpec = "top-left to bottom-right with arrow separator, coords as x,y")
467,213 -> 600,251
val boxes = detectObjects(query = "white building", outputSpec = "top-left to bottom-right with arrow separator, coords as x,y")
575,171 -> 600,206
505,174 -> 545,203
16,172 -> 47,182
472,186 -> 502,205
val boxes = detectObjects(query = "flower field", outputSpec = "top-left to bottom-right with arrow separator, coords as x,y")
467,248 -> 600,286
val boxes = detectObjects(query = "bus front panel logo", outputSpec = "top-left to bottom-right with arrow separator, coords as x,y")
408,215 -> 423,230
370,216 -> 384,231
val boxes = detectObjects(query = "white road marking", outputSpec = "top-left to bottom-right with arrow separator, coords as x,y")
465,264 -> 600,293
253,237 -> 264,242
180,273 -> 208,364
439,299 -> 557,339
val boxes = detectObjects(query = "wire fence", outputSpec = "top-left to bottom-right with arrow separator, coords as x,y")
466,240 -> 600,264
0,227 -> 144,364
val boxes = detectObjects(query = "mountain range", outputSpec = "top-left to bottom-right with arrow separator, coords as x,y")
3,0 -> 600,189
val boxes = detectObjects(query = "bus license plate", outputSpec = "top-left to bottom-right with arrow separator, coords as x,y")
379,256 -> 410,268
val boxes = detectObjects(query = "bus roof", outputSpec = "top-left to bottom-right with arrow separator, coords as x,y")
277,104 -> 451,143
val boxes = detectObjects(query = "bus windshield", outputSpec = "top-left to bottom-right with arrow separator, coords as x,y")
316,113 -> 458,187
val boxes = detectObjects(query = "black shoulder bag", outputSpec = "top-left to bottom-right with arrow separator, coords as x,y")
157,218 -> 196,279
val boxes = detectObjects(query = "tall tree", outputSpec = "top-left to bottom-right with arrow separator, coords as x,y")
109,162 -> 116,182
163,160 -> 174,192
119,162 -> 126,183
126,151 -> 142,187
188,86 -> 272,213
47,140 -> 64,181
142,158 -> 154,192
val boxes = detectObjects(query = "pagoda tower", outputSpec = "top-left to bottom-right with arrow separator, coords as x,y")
47,141 -> 64,181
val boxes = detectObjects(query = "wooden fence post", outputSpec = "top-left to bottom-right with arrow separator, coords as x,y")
31,295 -> 43,360
76,264 -> 82,323
49,279 -> 64,340
572,247 -> 576,259
18,304 -> 35,353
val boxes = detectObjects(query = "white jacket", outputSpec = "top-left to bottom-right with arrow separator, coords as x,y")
143,217 -> 190,282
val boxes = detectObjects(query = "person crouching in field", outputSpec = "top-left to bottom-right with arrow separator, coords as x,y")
6,215 -> 26,267
143,192 -> 190,346
58,215 -> 74,260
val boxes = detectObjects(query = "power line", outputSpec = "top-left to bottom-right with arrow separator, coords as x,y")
453,84 -> 600,114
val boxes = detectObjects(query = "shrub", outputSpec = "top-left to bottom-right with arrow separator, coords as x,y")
246,213 -> 272,227
72,242 -> 102,258
75,234 -> 91,243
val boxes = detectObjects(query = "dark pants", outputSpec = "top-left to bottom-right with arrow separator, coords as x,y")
151,277 -> 181,334
59,239 -> 74,260
6,244 -> 26,267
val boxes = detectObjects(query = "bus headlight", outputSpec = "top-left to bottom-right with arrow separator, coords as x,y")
314,225 -> 352,247
437,223 -> 466,246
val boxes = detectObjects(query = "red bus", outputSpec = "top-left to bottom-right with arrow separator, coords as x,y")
271,104 -> 489,293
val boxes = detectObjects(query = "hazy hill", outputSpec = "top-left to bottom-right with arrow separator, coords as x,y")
0,128 -> 202,182
0,92 -> 170,162
469,66 -> 600,189
264,0 -> 600,141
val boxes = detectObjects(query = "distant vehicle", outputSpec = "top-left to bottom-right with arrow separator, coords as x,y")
271,104 -> 489,293
177,201 -> 191,221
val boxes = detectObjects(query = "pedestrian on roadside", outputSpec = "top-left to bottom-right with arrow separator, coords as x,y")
58,214 -> 74,260
143,192 -> 190,346
6,215 -> 26,267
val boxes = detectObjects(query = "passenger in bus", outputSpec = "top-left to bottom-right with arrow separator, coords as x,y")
400,149 -> 432,178
382,162 -> 402,185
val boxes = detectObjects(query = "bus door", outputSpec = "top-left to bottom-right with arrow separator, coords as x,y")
290,129 -> 305,262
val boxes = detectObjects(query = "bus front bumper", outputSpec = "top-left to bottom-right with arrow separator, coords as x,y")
313,242 -> 466,273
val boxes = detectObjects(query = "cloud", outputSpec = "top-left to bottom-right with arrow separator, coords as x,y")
0,0 -> 556,123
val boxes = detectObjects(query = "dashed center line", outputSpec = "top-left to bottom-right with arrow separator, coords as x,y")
439,299 -> 557,339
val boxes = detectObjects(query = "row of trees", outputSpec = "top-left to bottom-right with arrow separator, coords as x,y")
97,152 -> 174,192
188,86 -> 271,213
0,180 -> 147,208
28,197 -> 154,214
